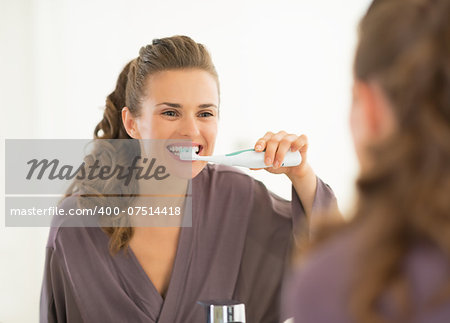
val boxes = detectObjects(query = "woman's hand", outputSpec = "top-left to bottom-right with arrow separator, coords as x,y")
252,130 -> 318,216
252,130 -> 312,179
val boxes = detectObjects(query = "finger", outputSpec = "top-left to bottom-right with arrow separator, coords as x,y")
290,134 -> 308,152
255,131 -> 274,152
249,167 -> 263,170
274,134 -> 297,168
291,134 -> 309,165
264,131 -> 287,166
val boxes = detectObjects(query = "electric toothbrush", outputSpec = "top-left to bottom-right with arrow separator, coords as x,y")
179,148 -> 302,168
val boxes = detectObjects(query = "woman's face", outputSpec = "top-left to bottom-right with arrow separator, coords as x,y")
131,68 -> 219,178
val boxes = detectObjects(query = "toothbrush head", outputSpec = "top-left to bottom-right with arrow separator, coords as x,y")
179,147 -> 196,161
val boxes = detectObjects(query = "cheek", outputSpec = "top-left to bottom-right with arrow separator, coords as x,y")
202,121 -> 218,148
208,121 -> 218,137
350,104 -> 365,153
350,105 -> 358,143
138,116 -> 175,139
135,120 -> 152,139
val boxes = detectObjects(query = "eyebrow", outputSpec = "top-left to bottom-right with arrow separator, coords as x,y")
156,102 -> 218,109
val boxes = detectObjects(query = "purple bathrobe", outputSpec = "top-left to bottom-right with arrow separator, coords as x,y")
40,164 -> 337,323
281,225 -> 450,323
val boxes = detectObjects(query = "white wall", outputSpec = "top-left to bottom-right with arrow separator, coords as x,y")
0,0 -> 371,321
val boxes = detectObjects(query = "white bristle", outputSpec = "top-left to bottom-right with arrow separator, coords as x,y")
179,148 -> 196,161
167,145 -> 200,159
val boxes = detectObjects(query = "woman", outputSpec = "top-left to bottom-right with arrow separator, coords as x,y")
40,36 -> 338,323
281,0 -> 450,322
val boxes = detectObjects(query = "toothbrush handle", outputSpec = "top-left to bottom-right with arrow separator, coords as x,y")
230,150 -> 302,168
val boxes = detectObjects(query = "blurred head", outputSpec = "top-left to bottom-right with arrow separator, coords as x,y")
95,35 -> 220,178
350,0 -> 450,174
347,0 -> 450,321
350,77 -> 396,173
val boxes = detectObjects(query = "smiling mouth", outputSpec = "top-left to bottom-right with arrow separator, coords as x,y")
166,144 -> 203,158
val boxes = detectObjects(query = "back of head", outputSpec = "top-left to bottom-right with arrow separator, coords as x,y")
350,0 -> 450,321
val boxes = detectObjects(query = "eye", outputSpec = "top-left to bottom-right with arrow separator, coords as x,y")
162,110 -> 178,117
198,111 -> 214,118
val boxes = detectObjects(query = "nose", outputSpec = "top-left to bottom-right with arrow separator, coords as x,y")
178,115 -> 200,137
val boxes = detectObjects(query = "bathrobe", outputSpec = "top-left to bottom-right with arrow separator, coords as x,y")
281,224 -> 450,323
40,164 -> 337,323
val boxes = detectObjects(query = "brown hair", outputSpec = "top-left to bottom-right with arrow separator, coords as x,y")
68,35 -> 219,254
303,0 -> 450,322
94,35 -> 219,140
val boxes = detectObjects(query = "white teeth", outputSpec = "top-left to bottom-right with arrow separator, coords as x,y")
167,145 -> 200,156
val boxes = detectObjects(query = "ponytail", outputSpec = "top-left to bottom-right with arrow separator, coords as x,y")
94,61 -> 133,139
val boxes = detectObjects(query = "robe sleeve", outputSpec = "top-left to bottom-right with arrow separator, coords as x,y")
40,195 -> 86,323
40,229 -> 85,323
290,176 -> 340,241
40,243 -> 57,323
234,175 -> 339,323
257,175 -> 339,240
